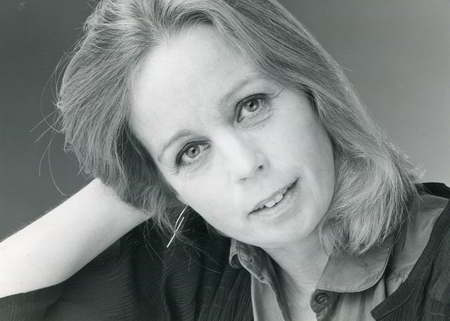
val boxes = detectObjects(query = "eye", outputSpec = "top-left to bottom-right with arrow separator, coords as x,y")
236,94 -> 269,123
175,141 -> 209,167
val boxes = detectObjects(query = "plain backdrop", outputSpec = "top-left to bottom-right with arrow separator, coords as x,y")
1,0 -> 449,239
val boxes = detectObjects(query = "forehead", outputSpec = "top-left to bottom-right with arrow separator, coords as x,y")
131,24 -> 254,107
129,25 -> 263,156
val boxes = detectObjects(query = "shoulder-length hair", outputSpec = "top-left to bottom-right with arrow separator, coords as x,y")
58,0 -> 420,255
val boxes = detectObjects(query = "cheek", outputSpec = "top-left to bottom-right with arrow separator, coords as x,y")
168,175 -> 246,237
169,175 -> 227,214
300,127 -> 335,214
278,104 -> 335,206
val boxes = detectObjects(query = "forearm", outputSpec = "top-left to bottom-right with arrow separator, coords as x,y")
0,179 -> 149,298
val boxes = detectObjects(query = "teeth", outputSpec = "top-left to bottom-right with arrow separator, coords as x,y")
253,182 -> 295,212
262,192 -> 284,208
264,200 -> 276,208
274,192 -> 284,203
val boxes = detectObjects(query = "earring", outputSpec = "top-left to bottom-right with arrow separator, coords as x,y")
166,205 -> 188,248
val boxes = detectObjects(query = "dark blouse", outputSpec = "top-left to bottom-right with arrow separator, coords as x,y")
1,182 -> 450,321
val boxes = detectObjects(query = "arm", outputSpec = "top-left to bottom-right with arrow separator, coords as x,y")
0,179 -> 150,298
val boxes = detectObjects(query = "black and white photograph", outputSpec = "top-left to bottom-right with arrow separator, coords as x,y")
1,1 -> 450,320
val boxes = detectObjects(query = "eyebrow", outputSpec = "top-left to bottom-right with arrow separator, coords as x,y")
156,74 -> 263,162
157,129 -> 194,162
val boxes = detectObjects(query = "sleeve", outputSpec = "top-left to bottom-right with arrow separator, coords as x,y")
0,238 -> 126,321
0,283 -> 65,321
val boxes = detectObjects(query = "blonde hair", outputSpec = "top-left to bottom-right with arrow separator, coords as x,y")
58,0 -> 420,255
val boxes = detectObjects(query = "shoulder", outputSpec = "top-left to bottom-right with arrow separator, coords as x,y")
416,205 -> 450,321
418,182 -> 450,264
391,182 -> 450,299
418,183 -> 450,304
427,209 -> 450,303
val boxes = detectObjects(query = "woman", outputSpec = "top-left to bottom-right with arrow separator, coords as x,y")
0,0 -> 449,320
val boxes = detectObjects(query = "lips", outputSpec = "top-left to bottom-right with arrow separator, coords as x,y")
249,178 -> 298,214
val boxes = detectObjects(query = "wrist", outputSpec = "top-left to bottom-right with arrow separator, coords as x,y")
88,179 -> 151,228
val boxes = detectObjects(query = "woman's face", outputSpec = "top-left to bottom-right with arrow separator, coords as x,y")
130,25 -> 335,250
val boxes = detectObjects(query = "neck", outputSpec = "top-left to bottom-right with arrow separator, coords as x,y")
263,230 -> 329,300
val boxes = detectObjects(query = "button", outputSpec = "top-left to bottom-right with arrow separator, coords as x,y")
314,292 -> 329,305
311,291 -> 337,315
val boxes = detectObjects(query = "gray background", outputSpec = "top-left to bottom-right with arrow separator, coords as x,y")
1,0 -> 449,239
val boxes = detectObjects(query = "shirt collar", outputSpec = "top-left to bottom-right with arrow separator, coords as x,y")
229,239 -> 273,283
316,236 -> 393,292
229,189 -> 447,295
229,235 -> 394,293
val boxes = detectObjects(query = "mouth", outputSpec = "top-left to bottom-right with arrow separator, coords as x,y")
249,178 -> 299,214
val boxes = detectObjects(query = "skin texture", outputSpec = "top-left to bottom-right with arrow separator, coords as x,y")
129,24 -> 335,258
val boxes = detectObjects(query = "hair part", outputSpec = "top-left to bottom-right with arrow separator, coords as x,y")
58,0 -> 420,255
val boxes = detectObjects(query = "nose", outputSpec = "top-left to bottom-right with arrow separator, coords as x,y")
217,132 -> 268,182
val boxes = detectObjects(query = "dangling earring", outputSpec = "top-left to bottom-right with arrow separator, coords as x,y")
166,205 -> 188,248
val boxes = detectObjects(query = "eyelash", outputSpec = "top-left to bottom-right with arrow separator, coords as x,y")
175,141 -> 210,168
235,94 -> 268,123
174,93 -> 271,168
